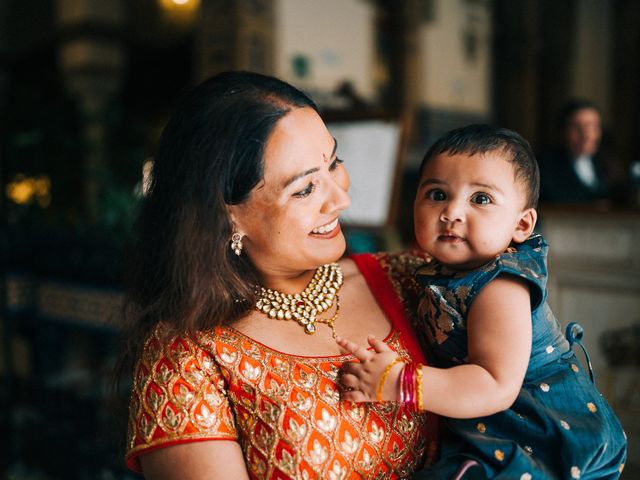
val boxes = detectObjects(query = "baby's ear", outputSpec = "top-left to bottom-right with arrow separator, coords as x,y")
512,208 -> 537,243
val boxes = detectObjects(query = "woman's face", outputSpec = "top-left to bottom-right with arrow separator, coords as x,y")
229,106 -> 350,281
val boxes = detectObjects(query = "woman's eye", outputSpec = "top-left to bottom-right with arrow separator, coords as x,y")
293,182 -> 316,198
471,193 -> 492,204
426,189 -> 447,201
329,157 -> 344,171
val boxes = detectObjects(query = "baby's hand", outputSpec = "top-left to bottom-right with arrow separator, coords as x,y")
336,335 -> 404,403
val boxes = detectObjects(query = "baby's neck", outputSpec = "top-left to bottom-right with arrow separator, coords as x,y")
432,245 -> 519,272
436,257 -> 496,272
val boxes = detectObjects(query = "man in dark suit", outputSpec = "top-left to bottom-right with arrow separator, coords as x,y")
537,100 -> 610,203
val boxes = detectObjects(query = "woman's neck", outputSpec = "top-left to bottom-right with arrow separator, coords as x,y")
259,268 -> 318,294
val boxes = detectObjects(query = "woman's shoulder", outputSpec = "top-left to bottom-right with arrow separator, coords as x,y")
139,321 -> 237,363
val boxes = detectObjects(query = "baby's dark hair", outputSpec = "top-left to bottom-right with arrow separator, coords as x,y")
418,124 -> 540,209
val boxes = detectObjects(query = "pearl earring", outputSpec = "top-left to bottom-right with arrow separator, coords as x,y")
230,232 -> 243,256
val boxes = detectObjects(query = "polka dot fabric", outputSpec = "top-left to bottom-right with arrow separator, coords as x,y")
413,235 -> 627,479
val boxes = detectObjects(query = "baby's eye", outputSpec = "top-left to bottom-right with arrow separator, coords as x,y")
426,189 -> 447,201
293,182 -> 316,198
471,193 -> 492,204
329,157 -> 344,171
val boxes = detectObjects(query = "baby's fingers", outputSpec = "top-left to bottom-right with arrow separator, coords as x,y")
336,336 -> 371,362
339,372 -> 375,402
367,335 -> 392,354
340,388 -> 370,403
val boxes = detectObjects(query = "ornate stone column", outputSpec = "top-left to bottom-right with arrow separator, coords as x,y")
55,0 -> 125,223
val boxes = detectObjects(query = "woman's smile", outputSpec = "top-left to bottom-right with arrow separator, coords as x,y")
311,217 -> 338,235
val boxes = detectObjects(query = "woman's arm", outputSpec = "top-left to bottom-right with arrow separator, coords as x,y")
140,440 -> 250,480
338,276 -> 532,419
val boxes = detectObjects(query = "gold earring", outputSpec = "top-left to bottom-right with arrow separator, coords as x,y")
231,232 -> 243,256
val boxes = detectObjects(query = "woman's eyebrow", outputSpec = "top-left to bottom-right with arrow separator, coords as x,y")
283,138 -> 338,188
283,167 -> 320,188
328,137 -> 338,160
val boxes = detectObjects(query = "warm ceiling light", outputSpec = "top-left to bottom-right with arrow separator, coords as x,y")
158,0 -> 199,11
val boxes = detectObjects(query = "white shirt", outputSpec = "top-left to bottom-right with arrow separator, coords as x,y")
573,155 -> 598,188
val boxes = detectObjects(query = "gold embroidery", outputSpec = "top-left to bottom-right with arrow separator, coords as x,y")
347,403 -> 365,422
162,406 -> 182,431
175,384 -> 194,405
298,368 -> 317,388
220,348 -> 237,365
327,363 -> 340,380
279,449 -> 296,475
287,417 -> 307,441
185,370 -> 204,385
249,450 -> 267,476
317,408 -> 337,432
291,391 -> 312,412
309,439 -> 329,465
148,388 -> 163,411
320,384 -> 341,406
358,449 -> 375,470
340,430 -> 359,454
195,403 -> 216,428
241,361 -> 262,381
139,415 -> 153,440
256,426 -> 274,452
127,291 -> 430,479
156,363 -> 172,384
368,421 -> 384,444
397,412 -> 414,434
327,460 -> 347,480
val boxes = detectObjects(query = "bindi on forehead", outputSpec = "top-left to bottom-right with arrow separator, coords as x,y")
325,137 -> 338,162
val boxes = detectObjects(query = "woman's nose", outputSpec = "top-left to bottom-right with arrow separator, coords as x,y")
322,171 -> 351,213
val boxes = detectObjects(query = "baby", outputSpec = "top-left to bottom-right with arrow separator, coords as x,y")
338,125 -> 627,479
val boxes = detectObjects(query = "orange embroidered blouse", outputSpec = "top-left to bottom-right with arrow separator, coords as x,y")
126,253 -> 438,479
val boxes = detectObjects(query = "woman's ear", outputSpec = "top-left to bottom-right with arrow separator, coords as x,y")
226,204 -> 244,235
512,208 -> 537,243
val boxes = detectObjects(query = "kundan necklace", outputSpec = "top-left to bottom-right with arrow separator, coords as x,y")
255,263 -> 343,338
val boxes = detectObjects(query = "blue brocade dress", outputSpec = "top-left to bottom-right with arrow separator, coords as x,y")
412,235 -> 627,480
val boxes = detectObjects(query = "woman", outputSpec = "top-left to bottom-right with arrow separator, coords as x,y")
123,71 -> 438,479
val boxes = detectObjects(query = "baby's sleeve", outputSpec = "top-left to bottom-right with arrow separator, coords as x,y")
467,235 -> 549,313
125,325 -> 237,473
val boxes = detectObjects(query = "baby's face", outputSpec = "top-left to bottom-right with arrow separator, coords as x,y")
414,150 -> 534,270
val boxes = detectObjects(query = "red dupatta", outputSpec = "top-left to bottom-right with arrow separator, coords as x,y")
350,253 -> 440,464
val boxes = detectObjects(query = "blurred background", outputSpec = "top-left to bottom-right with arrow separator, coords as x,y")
1,0 -> 639,478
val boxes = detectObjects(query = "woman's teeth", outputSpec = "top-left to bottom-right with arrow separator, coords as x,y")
312,218 -> 338,234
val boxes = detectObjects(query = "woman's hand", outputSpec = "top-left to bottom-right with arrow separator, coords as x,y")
336,335 -> 404,402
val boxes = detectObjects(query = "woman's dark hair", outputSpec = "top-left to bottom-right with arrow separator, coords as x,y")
123,71 -> 317,346
418,124 -> 540,209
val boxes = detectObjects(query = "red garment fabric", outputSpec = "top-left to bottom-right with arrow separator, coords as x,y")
126,252 -> 438,478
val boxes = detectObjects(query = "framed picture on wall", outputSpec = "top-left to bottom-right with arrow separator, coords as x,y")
327,115 -> 409,230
